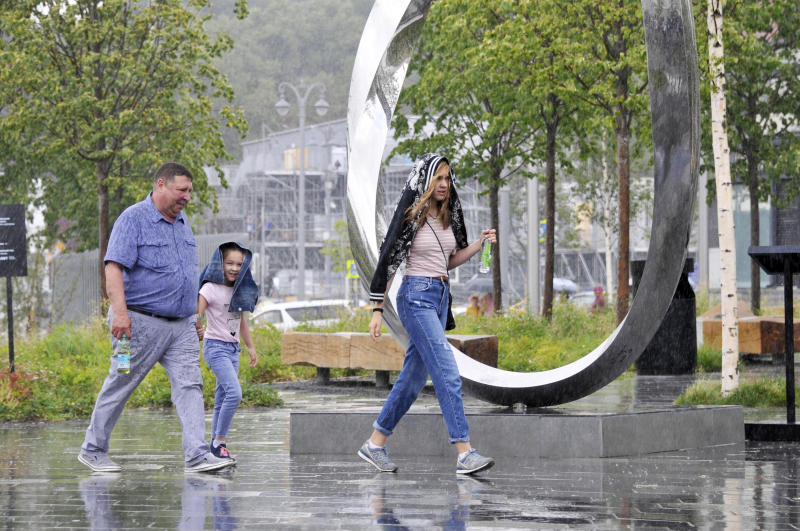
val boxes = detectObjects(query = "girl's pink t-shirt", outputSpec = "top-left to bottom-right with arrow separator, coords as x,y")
199,282 -> 241,343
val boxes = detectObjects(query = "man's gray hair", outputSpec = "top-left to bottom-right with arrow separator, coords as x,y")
153,162 -> 193,184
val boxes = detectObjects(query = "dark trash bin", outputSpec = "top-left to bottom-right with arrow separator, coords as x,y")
631,259 -> 697,375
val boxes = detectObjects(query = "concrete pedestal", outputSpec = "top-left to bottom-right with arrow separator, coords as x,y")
290,406 -> 744,458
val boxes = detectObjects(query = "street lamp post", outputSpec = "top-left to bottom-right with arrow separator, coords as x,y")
275,81 -> 328,300
323,172 -> 334,280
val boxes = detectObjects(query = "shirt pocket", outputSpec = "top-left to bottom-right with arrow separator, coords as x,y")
137,239 -> 177,272
183,237 -> 198,270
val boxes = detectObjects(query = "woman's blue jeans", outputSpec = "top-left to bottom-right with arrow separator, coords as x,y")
374,276 -> 469,443
203,339 -> 242,440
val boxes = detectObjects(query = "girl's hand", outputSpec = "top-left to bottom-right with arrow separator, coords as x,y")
369,311 -> 383,342
480,228 -> 497,244
195,318 -> 205,341
249,351 -> 258,368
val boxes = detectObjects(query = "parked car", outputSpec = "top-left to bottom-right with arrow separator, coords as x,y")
552,277 -> 579,295
458,274 -> 578,301
250,299 -> 353,331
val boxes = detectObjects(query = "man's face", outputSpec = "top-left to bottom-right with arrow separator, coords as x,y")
154,174 -> 193,221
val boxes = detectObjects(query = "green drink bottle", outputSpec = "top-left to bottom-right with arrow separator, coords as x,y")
479,239 -> 492,274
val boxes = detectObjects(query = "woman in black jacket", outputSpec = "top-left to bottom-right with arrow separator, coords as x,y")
357,153 -> 497,475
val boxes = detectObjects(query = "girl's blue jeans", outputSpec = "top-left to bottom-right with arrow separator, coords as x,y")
203,339 -> 242,440
374,275 -> 470,443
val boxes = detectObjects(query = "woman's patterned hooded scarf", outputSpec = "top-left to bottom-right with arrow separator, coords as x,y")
369,153 -> 468,304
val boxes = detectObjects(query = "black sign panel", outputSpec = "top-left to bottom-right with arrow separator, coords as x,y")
0,204 -> 28,277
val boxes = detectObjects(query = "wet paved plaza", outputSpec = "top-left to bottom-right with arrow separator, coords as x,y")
2,375 -> 800,529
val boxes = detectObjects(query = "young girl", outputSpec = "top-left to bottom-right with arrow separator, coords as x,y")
197,242 -> 259,461
360,153 -> 497,475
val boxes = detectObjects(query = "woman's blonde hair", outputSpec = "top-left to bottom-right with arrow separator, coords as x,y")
404,162 -> 451,228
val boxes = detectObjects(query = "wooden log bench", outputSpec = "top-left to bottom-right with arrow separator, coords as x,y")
702,316 -> 800,361
281,332 -> 498,387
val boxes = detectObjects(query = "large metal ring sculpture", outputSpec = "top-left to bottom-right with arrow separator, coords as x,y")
346,0 -> 700,407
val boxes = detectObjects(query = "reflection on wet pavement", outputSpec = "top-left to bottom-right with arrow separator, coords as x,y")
1,375 -> 799,529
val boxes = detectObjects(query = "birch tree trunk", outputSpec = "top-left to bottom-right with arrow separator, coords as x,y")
708,0 -> 739,394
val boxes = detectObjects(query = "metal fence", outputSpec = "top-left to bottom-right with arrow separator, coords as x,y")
50,249 -> 101,325
553,249 -> 612,290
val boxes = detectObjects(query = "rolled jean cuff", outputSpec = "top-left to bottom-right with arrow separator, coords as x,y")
372,420 -> 392,437
449,436 -> 470,444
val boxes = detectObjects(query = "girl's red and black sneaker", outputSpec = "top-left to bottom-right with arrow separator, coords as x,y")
211,443 -> 234,461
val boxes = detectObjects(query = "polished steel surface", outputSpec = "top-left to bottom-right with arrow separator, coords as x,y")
346,0 -> 700,406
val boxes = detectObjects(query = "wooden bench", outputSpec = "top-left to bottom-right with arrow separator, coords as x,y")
702,316 -> 800,360
281,332 -> 498,387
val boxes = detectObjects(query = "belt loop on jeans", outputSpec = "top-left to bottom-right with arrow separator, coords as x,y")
432,275 -> 448,283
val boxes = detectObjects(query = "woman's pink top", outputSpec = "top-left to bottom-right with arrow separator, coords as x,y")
405,215 -> 456,278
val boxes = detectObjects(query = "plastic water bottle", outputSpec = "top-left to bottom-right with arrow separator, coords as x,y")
117,334 -> 131,374
479,239 -> 492,274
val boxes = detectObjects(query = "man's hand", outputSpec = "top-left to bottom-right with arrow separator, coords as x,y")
111,310 -> 132,339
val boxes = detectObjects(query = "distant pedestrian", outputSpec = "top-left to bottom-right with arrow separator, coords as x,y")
196,242 -> 259,462
480,292 -> 494,316
360,153 -> 497,476
78,162 -> 234,474
264,270 -> 274,297
466,295 -> 481,318
592,286 -> 606,312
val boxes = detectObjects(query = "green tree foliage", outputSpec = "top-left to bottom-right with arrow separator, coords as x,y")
547,0 -> 650,323
0,0 -> 249,297
205,0 -> 373,156
390,0 -> 650,320
506,1 -> 590,320
391,0 -> 551,314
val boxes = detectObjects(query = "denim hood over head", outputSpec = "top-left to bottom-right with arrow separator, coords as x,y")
369,153 -> 468,304
198,241 -> 259,312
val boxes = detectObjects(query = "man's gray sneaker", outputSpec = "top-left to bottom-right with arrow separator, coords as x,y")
358,441 -> 398,472
78,453 -> 122,473
456,449 -> 494,475
185,453 -> 236,473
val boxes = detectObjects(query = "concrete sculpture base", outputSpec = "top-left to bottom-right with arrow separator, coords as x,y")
290,406 -> 744,458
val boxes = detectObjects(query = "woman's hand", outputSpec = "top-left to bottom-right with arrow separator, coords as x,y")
369,310 -> 383,342
249,350 -> 258,368
448,228 -> 498,270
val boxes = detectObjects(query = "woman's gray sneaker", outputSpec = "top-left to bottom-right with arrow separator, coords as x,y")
358,441 -> 398,472
456,449 -> 494,475
78,453 -> 122,473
